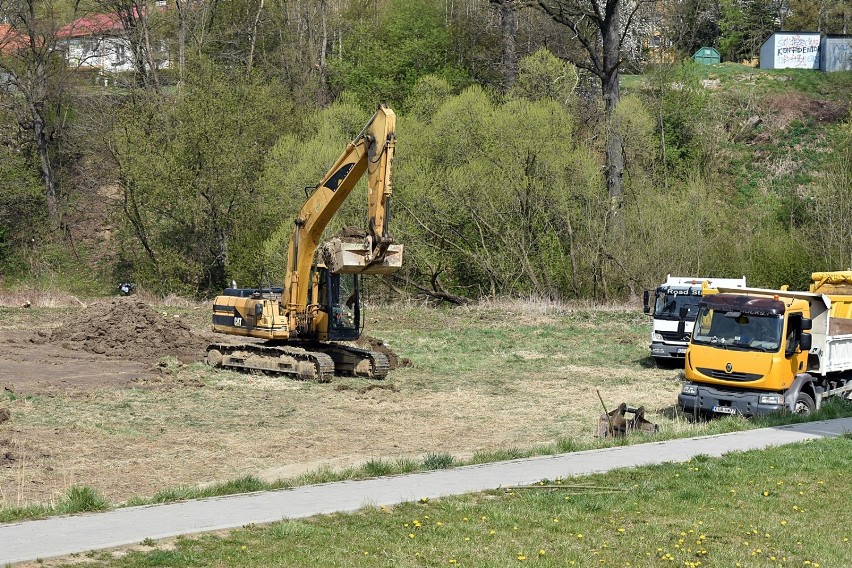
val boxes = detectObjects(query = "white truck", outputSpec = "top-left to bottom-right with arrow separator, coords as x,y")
643,275 -> 746,365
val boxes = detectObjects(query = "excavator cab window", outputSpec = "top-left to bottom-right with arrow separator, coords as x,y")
325,270 -> 360,340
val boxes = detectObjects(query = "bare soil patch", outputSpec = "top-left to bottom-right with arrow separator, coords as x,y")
764,92 -> 850,130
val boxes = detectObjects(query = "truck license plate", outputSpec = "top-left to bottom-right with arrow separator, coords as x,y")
712,406 -> 736,415
677,348 -> 687,354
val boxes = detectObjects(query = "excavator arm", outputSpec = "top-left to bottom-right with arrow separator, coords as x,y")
284,104 -> 402,329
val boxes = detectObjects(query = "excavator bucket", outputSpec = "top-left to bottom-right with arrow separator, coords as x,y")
321,237 -> 403,275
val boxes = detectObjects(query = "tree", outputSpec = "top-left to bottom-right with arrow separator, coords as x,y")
0,0 -> 81,232
391,85 -> 605,300
660,0 -> 721,57
786,0 -> 850,34
329,0 -> 469,110
110,62 -> 289,294
536,0 -> 650,234
489,0 -> 520,90
718,0 -> 778,62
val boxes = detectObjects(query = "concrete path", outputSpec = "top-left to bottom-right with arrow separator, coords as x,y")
2,418 -> 850,565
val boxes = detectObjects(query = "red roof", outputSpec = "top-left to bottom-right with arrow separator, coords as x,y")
57,13 -> 124,39
0,23 -> 29,54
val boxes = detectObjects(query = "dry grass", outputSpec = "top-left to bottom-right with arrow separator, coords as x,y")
0,299 -> 679,510
0,288 -> 87,308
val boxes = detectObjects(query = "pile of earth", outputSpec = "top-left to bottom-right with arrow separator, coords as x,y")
41,297 -> 208,364
354,335 -> 412,370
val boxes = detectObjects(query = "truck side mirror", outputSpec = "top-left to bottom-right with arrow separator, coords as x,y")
679,306 -> 689,320
801,318 -> 812,331
799,333 -> 812,352
643,290 -> 650,314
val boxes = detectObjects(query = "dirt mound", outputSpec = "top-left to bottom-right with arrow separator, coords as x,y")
338,225 -> 367,240
45,297 -> 208,364
355,335 -> 412,370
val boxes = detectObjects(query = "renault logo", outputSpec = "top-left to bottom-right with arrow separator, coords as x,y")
725,363 -> 733,373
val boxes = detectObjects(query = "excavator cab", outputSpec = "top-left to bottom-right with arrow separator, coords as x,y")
311,266 -> 360,341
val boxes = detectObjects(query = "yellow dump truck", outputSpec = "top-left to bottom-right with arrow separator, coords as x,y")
678,271 -> 852,416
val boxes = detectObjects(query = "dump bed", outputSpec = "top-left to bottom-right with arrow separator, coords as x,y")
809,272 -> 852,374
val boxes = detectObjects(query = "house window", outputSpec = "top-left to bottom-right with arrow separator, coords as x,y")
115,43 -> 126,65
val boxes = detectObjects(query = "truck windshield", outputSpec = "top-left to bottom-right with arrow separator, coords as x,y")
654,291 -> 700,321
692,308 -> 783,352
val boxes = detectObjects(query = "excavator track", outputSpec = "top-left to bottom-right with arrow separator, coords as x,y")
314,342 -> 390,380
205,342 -> 336,383
205,342 -> 390,381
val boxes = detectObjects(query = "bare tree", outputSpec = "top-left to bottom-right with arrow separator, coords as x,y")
246,0 -> 265,76
489,0 -> 519,90
0,0 -> 82,231
536,0 -> 649,231
94,0 -> 161,91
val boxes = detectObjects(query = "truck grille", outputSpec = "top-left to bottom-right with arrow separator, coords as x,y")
659,331 -> 690,342
696,367 -> 762,382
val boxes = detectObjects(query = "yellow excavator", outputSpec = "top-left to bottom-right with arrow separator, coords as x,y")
206,105 -> 403,381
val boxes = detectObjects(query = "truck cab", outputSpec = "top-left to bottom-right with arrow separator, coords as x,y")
679,288 -> 818,416
644,275 -> 746,365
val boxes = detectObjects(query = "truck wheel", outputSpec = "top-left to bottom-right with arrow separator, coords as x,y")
793,392 -> 815,414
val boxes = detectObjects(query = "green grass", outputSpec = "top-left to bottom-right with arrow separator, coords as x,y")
373,307 -> 651,382
0,485 -> 109,523
50,436 -> 852,567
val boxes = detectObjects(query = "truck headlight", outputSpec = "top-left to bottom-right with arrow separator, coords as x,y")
682,383 -> 698,396
653,332 -> 663,341
759,394 -> 784,405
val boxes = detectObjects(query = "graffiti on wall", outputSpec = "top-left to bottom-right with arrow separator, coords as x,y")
776,34 -> 820,68
825,41 -> 852,71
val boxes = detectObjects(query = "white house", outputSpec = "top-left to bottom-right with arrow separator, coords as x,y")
58,8 -> 169,74
58,13 -> 136,73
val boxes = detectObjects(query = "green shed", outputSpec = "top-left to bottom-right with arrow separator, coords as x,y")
693,47 -> 721,64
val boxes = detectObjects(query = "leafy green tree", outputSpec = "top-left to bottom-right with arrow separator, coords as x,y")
328,0 -> 469,110
0,136 -> 44,276
393,86 -> 605,300
718,0 -> 777,62
257,95 -> 373,280
0,0 -> 82,232
508,49 -> 578,104
648,61 -> 710,174
110,61 -> 290,295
